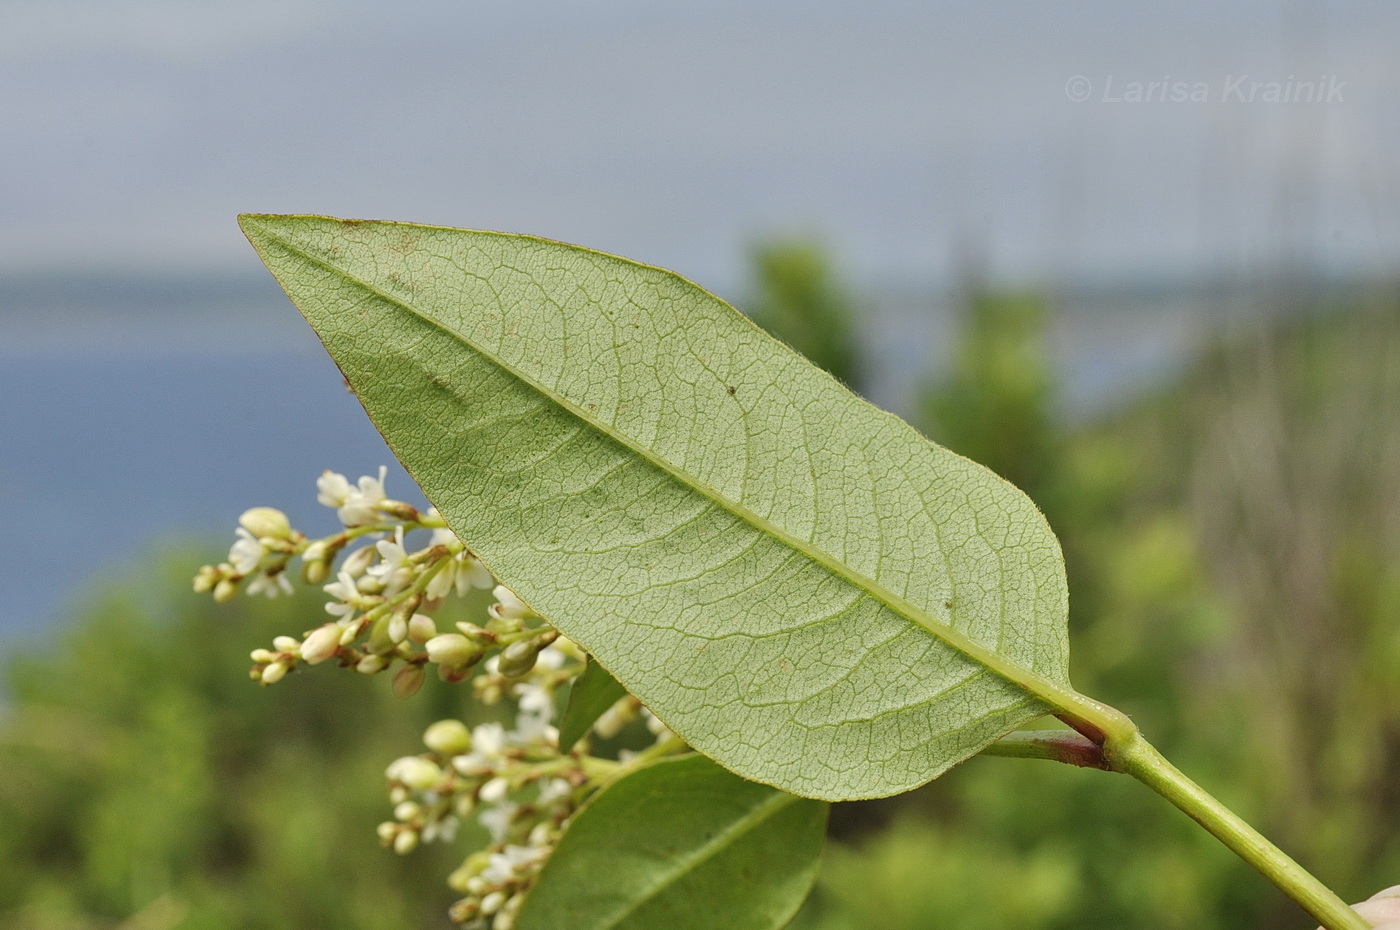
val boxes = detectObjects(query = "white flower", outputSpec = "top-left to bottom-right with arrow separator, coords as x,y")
245,572 -> 293,598
535,646 -> 567,672
479,776 -> 510,804
478,800 -> 519,844
537,778 -> 572,806
323,569 -> 363,619
513,714 -> 558,748
426,552 -> 494,600
316,470 -> 353,508
489,585 -> 533,622
472,722 -> 507,758
514,684 -> 555,722
454,722 -> 508,774
369,527 -> 413,595
228,528 -> 266,575
643,707 -> 674,741
429,525 -> 459,548
482,845 -> 546,884
337,466 -> 389,527
421,815 -> 459,843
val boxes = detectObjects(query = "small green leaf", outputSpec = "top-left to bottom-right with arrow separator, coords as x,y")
240,214 -> 1097,800
516,754 -> 827,930
559,659 -> 629,751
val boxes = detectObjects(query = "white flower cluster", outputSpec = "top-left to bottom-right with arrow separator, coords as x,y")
199,465 -> 695,928
379,686 -> 583,930
195,469 -> 563,690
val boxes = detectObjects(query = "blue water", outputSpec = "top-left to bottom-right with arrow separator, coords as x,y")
0,274 -> 1216,650
0,344 -> 417,644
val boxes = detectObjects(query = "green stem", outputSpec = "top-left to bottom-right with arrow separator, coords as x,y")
1107,731 -> 1367,930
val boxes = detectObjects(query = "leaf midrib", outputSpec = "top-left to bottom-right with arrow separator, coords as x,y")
597,779 -> 799,929
244,217 -> 1078,719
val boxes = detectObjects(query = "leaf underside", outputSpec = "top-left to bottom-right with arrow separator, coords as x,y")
516,754 -> 827,930
240,214 -> 1071,800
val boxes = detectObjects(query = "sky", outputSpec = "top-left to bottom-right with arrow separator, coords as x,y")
3,1 -> 1400,638
3,0 -> 1399,294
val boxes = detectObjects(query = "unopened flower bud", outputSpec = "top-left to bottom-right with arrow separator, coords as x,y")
386,755 -> 443,790
273,636 -> 300,653
300,622 -> 342,665
357,654 -> 390,675
376,821 -> 396,843
497,639 -> 541,678
423,719 -> 472,755
479,776 -> 510,804
394,800 -> 421,821
301,557 -> 331,586
193,565 -> 219,593
368,614 -> 399,655
393,829 -> 419,855
239,506 -> 292,540
426,633 -> 483,669
380,500 -> 421,521
261,661 -> 289,685
387,612 -> 409,646
213,578 -> 238,603
341,545 -> 377,579
393,664 -> 425,699
409,613 -> 438,643
250,648 -> 276,663
455,620 -> 490,639
481,891 -> 505,915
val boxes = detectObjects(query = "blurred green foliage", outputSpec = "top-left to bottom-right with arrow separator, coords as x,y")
0,560 -> 486,929
794,276 -> 1400,930
3,247 -> 1398,929
744,239 -> 862,388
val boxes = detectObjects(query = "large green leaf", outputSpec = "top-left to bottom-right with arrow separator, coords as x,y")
516,754 -> 827,930
240,214 -> 1080,800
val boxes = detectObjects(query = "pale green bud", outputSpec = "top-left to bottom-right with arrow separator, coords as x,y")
386,755 -> 442,790
301,556 -> 331,586
368,615 -> 398,655
356,654 -> 390,675
250,648 -> 276,663
426,633 -> 482,668
239,506 -> 291,540
273,636 -> 300,652
213,578 -> 238,603
260,661 -> 288,685
497,639 -> 540,678
409,612 -> 438,644
394,801 -> 421,821
423,719 -> 472,755
193,565 -> 219,593
393,829 -> 419,855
